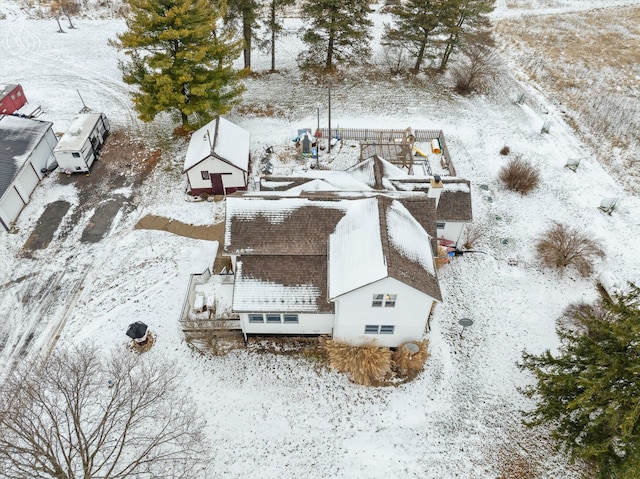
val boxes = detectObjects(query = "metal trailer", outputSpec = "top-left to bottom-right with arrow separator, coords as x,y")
53,113 -> 110,174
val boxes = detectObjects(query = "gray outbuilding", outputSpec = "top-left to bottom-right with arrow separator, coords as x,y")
0,115 -> 58,231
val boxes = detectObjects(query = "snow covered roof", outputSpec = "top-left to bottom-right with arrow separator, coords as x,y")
328,196 -> 441,301
183,117 -> 250,172
0,115 -> 54,198
232,255 -> 333,313
346,155 -> 409,190
54,113 -> 103,151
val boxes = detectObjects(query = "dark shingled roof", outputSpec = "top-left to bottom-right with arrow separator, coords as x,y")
225,198 -> 348,255
233,255 -> 334,313
0,115 -> 53,198
377,197 -> 442,302
438,179 -> 473,221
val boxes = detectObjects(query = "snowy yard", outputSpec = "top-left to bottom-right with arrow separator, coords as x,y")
1,1 -> 640,477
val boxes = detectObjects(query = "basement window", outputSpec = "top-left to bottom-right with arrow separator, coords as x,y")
380,325 -> 395,334
266,314 -> 282,324
248,314 -> 264,323
283,314 -> 299,324
364,325 -> 379,334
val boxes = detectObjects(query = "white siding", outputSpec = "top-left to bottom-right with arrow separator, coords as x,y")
439,221 -> 466,248
240,312 -> 334,335
332,277 -> 434,348
0,187 -> 25,228
15,165 -> 39,199
187,157 -> 247,191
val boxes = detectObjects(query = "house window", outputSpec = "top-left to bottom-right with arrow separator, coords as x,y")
248,314 -> 264,323
283,314 -> 299,324
436,222 -> 446,229
364,325 -> 379,334
201,171 -> 210,180
380,325 -> 395,334
372,294 -> 397,307
266,314 -> 282,324
72,152 -> 81,158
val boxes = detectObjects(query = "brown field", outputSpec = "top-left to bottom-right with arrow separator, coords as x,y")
495,5 -> 640,194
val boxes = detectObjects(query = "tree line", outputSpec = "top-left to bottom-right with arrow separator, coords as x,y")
110,0 -> 496,131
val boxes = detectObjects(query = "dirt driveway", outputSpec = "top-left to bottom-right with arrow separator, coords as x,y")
22,129 -> 161,254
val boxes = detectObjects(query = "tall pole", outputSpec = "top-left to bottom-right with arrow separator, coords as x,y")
328,85 -> 332,153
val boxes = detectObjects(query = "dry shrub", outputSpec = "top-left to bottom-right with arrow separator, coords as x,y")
535,222 -> 605,276
435,245 -> 451,268
322,338 -> 392,386
462,222 -> 484,250
392,340 -> 429,378
499,156 -> 540,194
557,299 -> 610,334
500,145 -> 511,155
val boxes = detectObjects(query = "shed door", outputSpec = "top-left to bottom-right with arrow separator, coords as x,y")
210,174 -> 224,195
0,187 -> 26,227
16,165 -> 39,198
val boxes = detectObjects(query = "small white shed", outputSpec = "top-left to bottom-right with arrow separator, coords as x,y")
0,115 -> 58,231
183,117 -> 250,196
53,113 -> 110,174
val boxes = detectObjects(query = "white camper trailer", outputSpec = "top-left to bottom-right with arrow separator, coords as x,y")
53,113 -> 110,174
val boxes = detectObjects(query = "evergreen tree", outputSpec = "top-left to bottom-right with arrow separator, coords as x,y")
262,0 -> 295,72
384,0 -> 447,74
299,0 -> 373,70
112,0 -> 244,131
226,0 -> 260,71
437,0 -> 495,70
521,284 -> 640,478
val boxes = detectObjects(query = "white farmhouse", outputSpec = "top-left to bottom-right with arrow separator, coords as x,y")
223,182 -> 445,347
183,117 -> 250,196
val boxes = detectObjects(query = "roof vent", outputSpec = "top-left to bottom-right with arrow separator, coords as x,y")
69,128 -> 82,136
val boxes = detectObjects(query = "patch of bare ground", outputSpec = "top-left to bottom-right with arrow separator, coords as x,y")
487,423 -> 593,479
495,6 -> 640,194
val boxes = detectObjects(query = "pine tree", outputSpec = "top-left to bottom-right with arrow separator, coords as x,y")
384,0 -> 448,74
521,284 -> 640,478
437,0 -> 495,70
299,0 -> 373,70
226,0 -> 260,71
262,0 -> 295,72
112,0 -> 244,131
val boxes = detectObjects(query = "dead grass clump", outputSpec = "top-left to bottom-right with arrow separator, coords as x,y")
392,340 -> 429,378
535,222 -> 605,276
498,156 -> 540,195
500,145 -> 511,155
322,338 -> 392,386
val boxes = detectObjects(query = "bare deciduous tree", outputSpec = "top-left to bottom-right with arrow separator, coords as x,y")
452,43 -> 498,94
0,346 -> 210,479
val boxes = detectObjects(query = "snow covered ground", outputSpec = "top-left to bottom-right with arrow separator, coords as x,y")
1,1 -> 639,477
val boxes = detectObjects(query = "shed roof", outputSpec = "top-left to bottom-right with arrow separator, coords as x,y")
0,115 -> 53,198
183,117 -> 250,172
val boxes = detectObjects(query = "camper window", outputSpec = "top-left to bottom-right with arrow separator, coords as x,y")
72,152 -> 81,158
